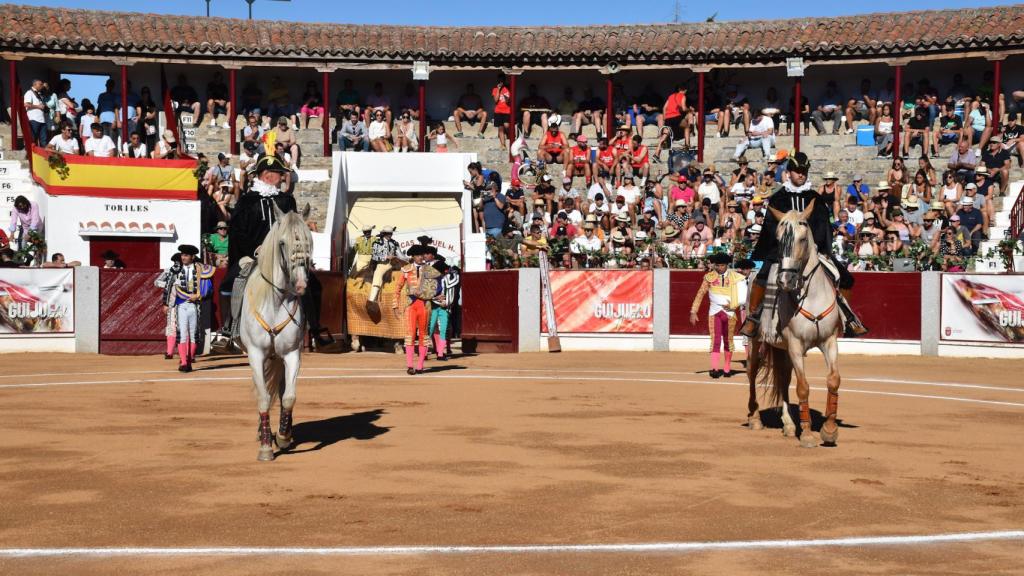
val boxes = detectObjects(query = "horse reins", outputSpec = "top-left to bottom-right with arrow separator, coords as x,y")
780,226 -> 838,337
252,240 -> 309,342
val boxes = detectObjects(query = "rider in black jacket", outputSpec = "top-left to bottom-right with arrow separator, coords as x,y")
741,152 -> 867,337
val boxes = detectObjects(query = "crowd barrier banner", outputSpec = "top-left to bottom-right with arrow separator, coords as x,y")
543,270 -> 653,333
0,268 -> 75,334
940,273 -> 1024,344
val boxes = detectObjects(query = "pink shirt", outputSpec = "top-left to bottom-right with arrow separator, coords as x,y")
8,202 -> 41,235
670,185 -> 695,204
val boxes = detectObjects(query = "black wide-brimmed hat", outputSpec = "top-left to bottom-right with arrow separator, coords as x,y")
787,152 -> 811,174
177,244 -> 200,256
708,252 -> 732,265
254,154 -> 290,175
417,235 -> 433,245
407,245 -> 426,257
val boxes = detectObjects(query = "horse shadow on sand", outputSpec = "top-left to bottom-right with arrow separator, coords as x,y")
748,405 -> 859,434
277,409 -> 390,456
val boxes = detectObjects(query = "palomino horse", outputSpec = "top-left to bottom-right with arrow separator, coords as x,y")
746,200 -> 843,448
239,203 -> 313,461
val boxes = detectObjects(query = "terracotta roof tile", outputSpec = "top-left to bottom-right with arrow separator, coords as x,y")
1,3 -> 1022,65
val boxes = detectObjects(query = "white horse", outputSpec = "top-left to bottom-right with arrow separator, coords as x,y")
239,203 -> 313,461
747,200 -> 843,448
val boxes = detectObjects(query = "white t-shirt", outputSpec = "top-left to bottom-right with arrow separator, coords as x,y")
617,185 -> 640,205
588,202 -> 610,216
571,234 -> 603,253
730,182 -> 755,202
24,89 -> 45,123
121,142 -> 148,158
748,116 -> 774,138
698,182 -> 721,205
85,135 -> 116,157
847,208 -> 864,226
587,182 -> 610,203
368,120 -> 388,140
48,134 -> 80,154
558,187 -> 580,202
563,209 -> 583,226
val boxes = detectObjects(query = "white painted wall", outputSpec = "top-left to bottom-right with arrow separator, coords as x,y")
44,195 -> 201,266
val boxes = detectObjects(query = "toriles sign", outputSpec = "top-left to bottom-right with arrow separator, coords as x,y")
543,270 -> 653,333
940,274 -> 1024,344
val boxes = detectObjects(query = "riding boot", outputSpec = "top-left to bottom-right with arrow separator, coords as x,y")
838,289 -> 869,337
368,285 -> 381,303
739,283 -> 766,338
178,343 -> 191,372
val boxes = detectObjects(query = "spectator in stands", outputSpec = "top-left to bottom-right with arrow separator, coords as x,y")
171,74 -> 202,124
56,78 -> 78,127
398,83 -> 419,121
938,170 -> 962,215
919,209 -> 941,246
395,111 -> 418,152
571,222 -> 604,268
334,78 -> 362,123
724,85 -> 751,133
965,100 -> 992,147
955,196 -> 983,254
152,129 -> 179,159
7,196 -> 40,252
592,136 -> 616,185
492,74 -> 512,150
539,122 -> 568,165
85,123 -> 116,157
238,141 -> 259,188
733,109 -> 775,161
139,100 -> 159,153
23,79 -> 49,145
121,131 -> 147,159
627,134 -> 650,183
938,222 -> 965,270
47,121 -> 80,155
811,80 -> 843,135
121,81 -> 142,135
629,85 -> 665,136
95,78 -> 119,137
78,101 -> 96,142
845,79 -> 877,133
888,157 -> 909,190
903,106 -> 931,158
339,110 -> 369,152
662,85 -> 692,150
209,152 -> 238,196
574,86 -> 605,139
364,82 -> 392,129
207,221 -> 230,268
243,113 -> 265,153
760,86 -> 784,133
240,80 -> 263,121
875,103 -> 895,157
481,180 -> 507,238
271,116 -> 300,163
364,108 -> 387,151
299,80 -> 325,130
981,138 -> 1011,194
450,84 -> 488,139
266,76 -> 296,129
787,87 -> 811,137
947,140 -> 977,182
970,169 -> 994,226
566,135 -> 592,184
934,103 -> 963,150
427,123 -> 457,152
553,86 -> 575,120
1001,114 -> 1024,167
518,84 -> 551,137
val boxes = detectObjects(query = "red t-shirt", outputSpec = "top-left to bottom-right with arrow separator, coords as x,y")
663,92 -> 686,119
571,145 -> 590,166
611,136 -> 631,156
596,147 -> 616,168
630,144 -> 649,168
492,86 -> 511,114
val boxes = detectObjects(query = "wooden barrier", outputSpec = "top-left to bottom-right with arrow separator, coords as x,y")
461,270 -> 519,353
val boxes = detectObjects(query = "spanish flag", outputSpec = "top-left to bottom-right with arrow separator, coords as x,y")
31,147 -> 198,200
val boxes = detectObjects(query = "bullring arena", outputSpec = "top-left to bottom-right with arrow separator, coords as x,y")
3,1 -> 1024,573
1,350 -> 1023,574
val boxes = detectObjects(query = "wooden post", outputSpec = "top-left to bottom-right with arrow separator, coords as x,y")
697,71 -> 706,162
893,65 -> 903,158
229,68 -> 238,156
418,80 -> 426,152
8,60 -> 18,150
120,65 -> 128,145
322,70 -> 331,156
793,78 -> 802,155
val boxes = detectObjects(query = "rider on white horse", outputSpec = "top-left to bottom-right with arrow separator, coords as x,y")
740,152 -> 868,338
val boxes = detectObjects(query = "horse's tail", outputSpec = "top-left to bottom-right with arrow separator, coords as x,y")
263,356 -> 285,408
756,343 -> 792,406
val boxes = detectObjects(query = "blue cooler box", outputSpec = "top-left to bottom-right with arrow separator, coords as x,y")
856,125 -> 874,146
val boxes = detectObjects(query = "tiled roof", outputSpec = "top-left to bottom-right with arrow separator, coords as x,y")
1,3 -> 1022,65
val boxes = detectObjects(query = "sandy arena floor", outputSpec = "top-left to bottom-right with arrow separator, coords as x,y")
0,350 -> 1022,575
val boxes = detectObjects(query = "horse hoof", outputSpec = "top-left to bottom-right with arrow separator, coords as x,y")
799,435 -> 818,449
748,416 -> 764,431
275,434 -> 293,451
257,447 -> 275,462
820,427 -> 839,446
783,425 -> 797,437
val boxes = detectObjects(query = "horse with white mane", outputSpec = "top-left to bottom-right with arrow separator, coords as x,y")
239,202 -> 313,462
746,199 -> 843,448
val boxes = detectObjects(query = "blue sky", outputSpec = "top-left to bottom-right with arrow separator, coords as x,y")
14,0 -> 1013,25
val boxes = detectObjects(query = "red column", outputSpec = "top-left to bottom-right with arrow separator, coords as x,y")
418,80 -> 426,152
229,69 -> 238,156
507,74 -> 517,161
697,71 -> 706,162
8,60 -> 18,150
893,65 -> 903,158
120,65 -> 128,145
793,78 -> 802,155
322,71 -> 331,156
993,59 -> 1002,135
605,76 -> 613,138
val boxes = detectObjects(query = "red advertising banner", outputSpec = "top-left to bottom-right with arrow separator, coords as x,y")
543,271 -> 653,333
940,273 -> 1024,344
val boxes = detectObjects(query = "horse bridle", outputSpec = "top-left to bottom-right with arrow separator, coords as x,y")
255,238 -> 310,336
